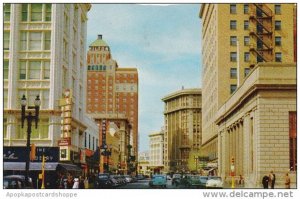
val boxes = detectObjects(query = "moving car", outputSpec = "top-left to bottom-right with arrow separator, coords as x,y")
172,174 -> 182,186
96,173 -> 112,188
206,176 -> 223,189
185,175 -> 203,188
149,175 -> 167,188
124,175 -> 133,183
3,175 -> 33,189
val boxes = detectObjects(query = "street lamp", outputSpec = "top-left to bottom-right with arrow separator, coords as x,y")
21,95 -> 40,186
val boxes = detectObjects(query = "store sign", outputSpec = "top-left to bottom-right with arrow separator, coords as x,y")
58,138 -> 71,146
101,119 -> 107,149
59,146 -> 70,161
3,147 -> 59,162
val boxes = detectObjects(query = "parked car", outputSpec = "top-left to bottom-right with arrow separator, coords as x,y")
3,175 -> 33,189
206,176 -> 223,189
124,175 -> 133,183
185,175 -> 203,188
96,173 -> 112,188
172,174 -> 182,186
137,174 -> 145,180
149,175 -> 167,188
198,176 -> 209,188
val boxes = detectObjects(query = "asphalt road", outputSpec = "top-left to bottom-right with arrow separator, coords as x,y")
118,179 -> 176,189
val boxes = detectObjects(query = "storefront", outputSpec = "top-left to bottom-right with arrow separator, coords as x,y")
3,146 -> 82,188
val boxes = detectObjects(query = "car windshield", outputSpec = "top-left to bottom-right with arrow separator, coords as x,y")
208,176 -> 222,181
153,176 -> 165,179
199,177 -> 208,183
98,175 -> 109,179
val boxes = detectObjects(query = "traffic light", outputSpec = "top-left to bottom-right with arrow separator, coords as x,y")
231,156 -> 235,164
30,144 -> 36,161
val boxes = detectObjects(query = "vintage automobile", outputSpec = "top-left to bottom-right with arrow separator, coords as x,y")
206,176 -> 223,189
171,174 -> 182,186
3,175 -> 33,189
184,175 -> 203,188
149,175 -> 167,188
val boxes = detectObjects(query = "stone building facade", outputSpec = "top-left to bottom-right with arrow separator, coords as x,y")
215,63 -> 296,188
162,88 -> 202,172
199,3 -> 296,166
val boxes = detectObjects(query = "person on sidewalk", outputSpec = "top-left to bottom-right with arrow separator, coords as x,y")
285,173 -> 291,189
269,170 -> 275,189
262,175 -> 269,189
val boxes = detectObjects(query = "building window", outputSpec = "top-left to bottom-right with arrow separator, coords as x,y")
244,36 -> 250,46
4,61 -> 9,79
4,31 -> 10,50
29,61 -> 41,79
45,4 -> 52,21
244,4 -> 249,14
275,52 -> 282,62
29,32 -> 42,50
289,112 -> 297,171
230,68 -> 237,79
230,36 -> 237,46
93,137 -> 95,150
21,4 -> 28,21
230,84 -> 237,94
89,134 -> 91,149
19,61 -> 27,79
230,20 -> 237,30
31,4 -> 43,21
4,4 -> 11,22
275,36 -> 281,46
244,52 -> 250,62
275,21 -> 281,30
275,5 -> 281,14
230,52 -> 237,62
244,20 -> 249,30
244,68 -> 250,77
230,4 -> 237,14
84,132 -> 87,148
43,61 -> 50,79
44,31 -> 51,50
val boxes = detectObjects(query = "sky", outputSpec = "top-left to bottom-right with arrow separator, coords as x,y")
87,4 -> 202,152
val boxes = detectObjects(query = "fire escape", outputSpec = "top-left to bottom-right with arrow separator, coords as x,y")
249,4 -> 274,67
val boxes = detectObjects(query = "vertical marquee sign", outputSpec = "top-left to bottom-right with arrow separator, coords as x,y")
101,119 -> 107,149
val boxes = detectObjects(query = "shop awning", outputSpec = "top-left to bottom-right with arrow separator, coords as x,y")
4,162 -> 58,171
57,163 -> 82,172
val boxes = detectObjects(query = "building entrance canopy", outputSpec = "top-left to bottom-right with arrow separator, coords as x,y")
4,162 -> 81,172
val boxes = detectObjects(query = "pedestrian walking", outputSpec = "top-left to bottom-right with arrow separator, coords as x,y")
269,170 -> 275,189
67,175 -> 74,189
84,177 -> 89,189
73,178 -> 79,189
79,176 -> 85,189
262,175 -> 269,189
285,173 -> 291,189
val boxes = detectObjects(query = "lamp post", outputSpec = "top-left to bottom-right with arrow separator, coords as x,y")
20,95 -> 41,186
106,145 -> 112,173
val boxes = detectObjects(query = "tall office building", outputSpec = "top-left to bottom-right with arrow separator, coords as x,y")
162,88 -> 202,172
199,3 -> 295,165
86,35 -> 139,163
3,3 -> 96,182
149,130 -> 164,173
200,4 -> 296,187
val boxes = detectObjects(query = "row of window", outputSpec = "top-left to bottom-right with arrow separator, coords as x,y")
4,4 -> 52,22
84,132 -> 98,151
3,118 -> 49,139
230,68 -> 250,79
230,36 -> 282,46
4,60 -> 50,80
88,65 -> 107,71
230,20 -> 281,31
230,4 -> 281,15
230,52 -> 282,62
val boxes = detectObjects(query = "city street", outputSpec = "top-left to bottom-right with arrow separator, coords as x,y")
118,179 -> 176,189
